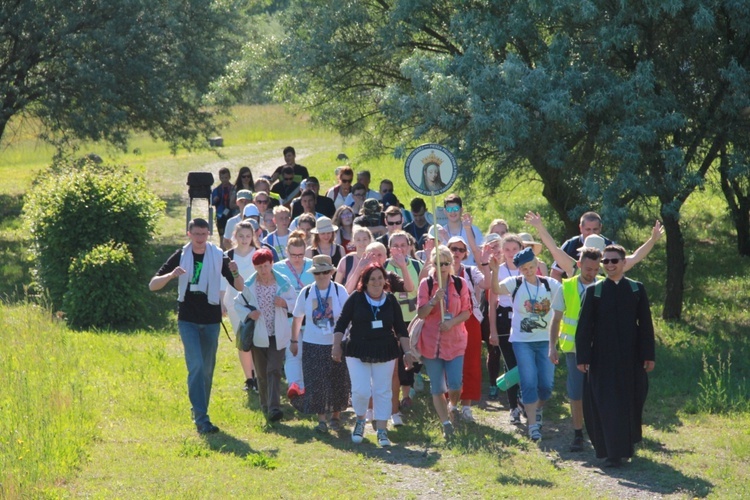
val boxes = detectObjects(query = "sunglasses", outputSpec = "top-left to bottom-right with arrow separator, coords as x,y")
444,205 -> 461,213
284,176 -> 294,181
438,262 -> 451,267
341,178 -> 353,184
255,199 -> 269,204
386,220 -> 403,226
449,247 -> 467,253
313,270 -> 331,276
601,258 -> 622,265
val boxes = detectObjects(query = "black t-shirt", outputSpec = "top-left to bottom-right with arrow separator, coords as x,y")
157,249 -> 236,324
271,180 -> 300,201
403,221 -> 429,250
273,164 -> 309,184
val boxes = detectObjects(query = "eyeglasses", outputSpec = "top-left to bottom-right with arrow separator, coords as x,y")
438,262 -> 451,267
289,252 -> 305,258
386,220 -> 402,226
313,270 -> 331,276
601,258 -> 622,265
444,205 -> 461,213
449,247 -> 467,253
341,178 -> 353,184
255,199 -> 269,204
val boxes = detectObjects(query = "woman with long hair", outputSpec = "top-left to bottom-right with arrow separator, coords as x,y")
230,166 -> 255,212
335,225 -> 373,287
306,217 -> 345,268
333,263 -> 412,447
221,220 -> 261,392
416,245 -> 472,439
333,205 -> 356,252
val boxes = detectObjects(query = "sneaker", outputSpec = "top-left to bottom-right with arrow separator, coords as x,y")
488,386 -> 499,400
442,421 -> 455,439
352,419 -> 366,444
400,396 -> 413,410
329,418 -> 341,431
509,407 -> 522,424
244,377 -> 258,392
197,422 -> 220,434
414,373 -> 425,392
377,429 -> 391,447
286,382 -> 304,399
461,406 -> 476,423
518,401 -> 527,419
390,412 -> 404,427
529,424 -> 542,442
570,434 -> 584,452
535,408 -> 544,428
315,421 -> 328,433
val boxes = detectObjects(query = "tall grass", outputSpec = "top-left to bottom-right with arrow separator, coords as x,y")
0,303 -> 98,497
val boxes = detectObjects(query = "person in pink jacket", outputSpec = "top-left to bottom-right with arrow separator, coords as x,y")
416,245 -> 472,439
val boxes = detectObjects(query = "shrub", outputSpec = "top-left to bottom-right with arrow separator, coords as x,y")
23,158 -> 164,313
63,242 -> 142,328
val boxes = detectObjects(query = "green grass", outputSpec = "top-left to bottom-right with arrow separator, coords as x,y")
2,104 -> 750,498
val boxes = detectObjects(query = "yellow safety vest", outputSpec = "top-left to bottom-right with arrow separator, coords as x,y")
559,275 -> 600,353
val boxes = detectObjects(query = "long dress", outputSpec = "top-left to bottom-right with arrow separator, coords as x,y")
575,277 -> 655,460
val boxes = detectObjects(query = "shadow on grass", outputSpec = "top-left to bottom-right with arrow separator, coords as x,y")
201,430 -> 260,458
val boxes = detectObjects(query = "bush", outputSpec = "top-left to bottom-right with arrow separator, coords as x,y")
63,242 -> 142,328
23,158 -> 164,314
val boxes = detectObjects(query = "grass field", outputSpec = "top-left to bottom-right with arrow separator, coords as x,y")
1,105 -> 749,498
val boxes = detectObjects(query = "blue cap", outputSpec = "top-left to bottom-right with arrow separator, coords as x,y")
513,247 -> 536,267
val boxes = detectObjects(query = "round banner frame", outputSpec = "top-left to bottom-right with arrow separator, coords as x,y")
404,144 -> 458,196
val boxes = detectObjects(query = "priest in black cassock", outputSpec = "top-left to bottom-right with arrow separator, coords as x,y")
575,244 -> 655,467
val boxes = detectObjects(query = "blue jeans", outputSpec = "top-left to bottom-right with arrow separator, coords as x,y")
178,321 -> 220,427
422,355 -> 464,395
512,341 -> 555,404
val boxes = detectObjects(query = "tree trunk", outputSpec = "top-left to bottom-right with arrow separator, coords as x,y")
718,157 -> 750,256
660,209 -> 686,320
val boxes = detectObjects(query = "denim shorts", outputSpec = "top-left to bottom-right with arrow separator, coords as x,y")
565,352 -> 584,401
422,355 -> 464,395
512,341 -> 555,404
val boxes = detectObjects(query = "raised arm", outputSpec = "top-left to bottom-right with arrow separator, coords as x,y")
624,220 -> 664,272
525,211 -> 576,277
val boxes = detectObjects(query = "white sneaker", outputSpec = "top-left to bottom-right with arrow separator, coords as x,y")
461,406 -> 476,423
377,429 -> 391,447
390,412 -> 404,427
447,402 -> 459,416
352,419 -> 366,444
509,407 -> 522,424
535,408 -> 544,428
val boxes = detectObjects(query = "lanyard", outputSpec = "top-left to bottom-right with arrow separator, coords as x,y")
314,283 -> 332,314
524,279 -> 540,305
285,260 -> 305,289
365,293 -> 384,319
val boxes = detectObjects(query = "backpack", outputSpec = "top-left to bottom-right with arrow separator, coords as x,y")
426,274 -> 463,297
304,282 -> 344,300
510,276 -> 550,302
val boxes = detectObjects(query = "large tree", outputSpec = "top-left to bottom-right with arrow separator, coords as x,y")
0,0 -> 245,150
263,0 -> 750,319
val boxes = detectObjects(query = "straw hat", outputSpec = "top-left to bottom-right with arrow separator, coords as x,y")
310,216 -> 338,234
307,255 -> 335,273
518,232 -> 543,255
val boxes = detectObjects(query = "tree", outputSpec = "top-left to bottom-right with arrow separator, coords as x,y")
719,145 -> 750,256
0,0 -> 245,150
265,0 -> 750,319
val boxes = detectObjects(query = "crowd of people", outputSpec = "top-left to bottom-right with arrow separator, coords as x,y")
150,146 -> 661,466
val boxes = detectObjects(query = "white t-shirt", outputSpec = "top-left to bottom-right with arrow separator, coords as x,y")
501,275 -> 561,343
443,223 -> 484,265
496,263 -> 520,309
264,231 -> 289,260
221,248 -> 256,332
292,282 -> 349,345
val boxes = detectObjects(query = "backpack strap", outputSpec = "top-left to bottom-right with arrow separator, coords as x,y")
594,279 -> 639,298
511,276 -> 523,302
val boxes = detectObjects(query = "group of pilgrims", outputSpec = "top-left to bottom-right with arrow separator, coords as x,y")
154,147 -> 661,467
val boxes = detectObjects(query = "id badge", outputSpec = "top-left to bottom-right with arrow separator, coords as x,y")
223,208 -> 230,216
371,320 -> 383,329
443,312 -> 453,321
398,292 -> 408,300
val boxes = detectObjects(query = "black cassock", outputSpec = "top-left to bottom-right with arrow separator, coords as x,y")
575,278 -> 655,460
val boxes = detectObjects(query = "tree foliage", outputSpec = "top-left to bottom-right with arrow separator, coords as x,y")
266,0 -> 750,319
0,0 -> 246,150
23,158 -> 164,310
